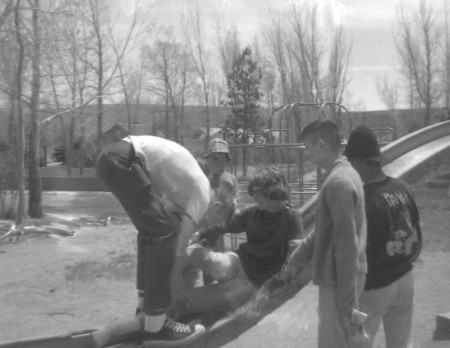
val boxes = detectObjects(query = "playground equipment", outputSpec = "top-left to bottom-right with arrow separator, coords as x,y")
227,102 -> 354,208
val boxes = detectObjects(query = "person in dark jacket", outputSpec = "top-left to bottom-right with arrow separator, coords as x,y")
170,167 -> 304,319
345,125 -> 422,348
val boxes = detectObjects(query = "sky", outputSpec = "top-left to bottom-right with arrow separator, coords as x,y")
125,0 -> 447,111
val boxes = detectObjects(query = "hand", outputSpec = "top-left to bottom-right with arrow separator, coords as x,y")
279,262 -> 299,285
342,310 -> 370,345
247,287 -> 270,318
189,231 -> 201,245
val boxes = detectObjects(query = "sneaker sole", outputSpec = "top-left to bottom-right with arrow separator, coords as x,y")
143,326 -> 206,347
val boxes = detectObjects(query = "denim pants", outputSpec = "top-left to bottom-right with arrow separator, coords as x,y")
171,244 -> 257,319
96,140 -> 179,315
359,270 -> 414,348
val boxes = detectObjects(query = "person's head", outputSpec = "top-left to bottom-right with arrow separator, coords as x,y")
344,125 -> 390,182
300,119 -> 342,169
247,167 -> 290,212
204,138 -> 230,175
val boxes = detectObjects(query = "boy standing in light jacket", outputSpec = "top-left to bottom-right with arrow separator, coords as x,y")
285,120 -> 368,347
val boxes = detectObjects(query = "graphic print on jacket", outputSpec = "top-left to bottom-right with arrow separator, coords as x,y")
363,177 -> 422,290
383,192 -> 420,257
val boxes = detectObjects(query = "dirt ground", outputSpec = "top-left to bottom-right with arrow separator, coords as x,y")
1,165 -> 450,347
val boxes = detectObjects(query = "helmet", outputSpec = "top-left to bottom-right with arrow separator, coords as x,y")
204,138 -> 230,161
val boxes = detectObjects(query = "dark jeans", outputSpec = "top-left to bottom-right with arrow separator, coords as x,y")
96,140 -> 177,315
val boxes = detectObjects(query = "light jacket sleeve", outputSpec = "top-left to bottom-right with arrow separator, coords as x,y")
288,230 -> 315,268
326,180 -> 361,319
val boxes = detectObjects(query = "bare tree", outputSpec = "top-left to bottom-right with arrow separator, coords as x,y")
86,0 -> 106,155
0,0 -> 18,142
323,26 -> 352,130
183,1 -> 213,148
263,4 -> 351,140
395,0 -> 441,126
262,11 -> 293,140
324,27 -> 351,105
40,0 -> 141,173
377,74 -> 399,111
107,0 -> 146,134
377,74 -> 403,138
213,11 -> 241,91
143,26 -> 193,142
43,1 -> 94,177
287,2 -> 324,104
263,13 -> 290,106
0,0 -> 13,29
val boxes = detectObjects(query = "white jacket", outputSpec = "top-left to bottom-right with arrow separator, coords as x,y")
125,135 -> 210,224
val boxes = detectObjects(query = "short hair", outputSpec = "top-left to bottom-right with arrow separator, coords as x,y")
247,166 -> 290,201
300,119 -> 341,150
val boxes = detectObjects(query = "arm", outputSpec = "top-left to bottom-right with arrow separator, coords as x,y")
287,230 -> 314,268
287,209 -> 305,240
191,207 -> 248,244
281,231 -> 315,284
327,180 -> 363,320
249,227 -> 312,316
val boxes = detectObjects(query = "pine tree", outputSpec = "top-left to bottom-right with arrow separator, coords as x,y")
225,46 -> 262,144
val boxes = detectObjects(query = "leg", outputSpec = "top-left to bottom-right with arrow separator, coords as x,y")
97,141 -> 177,314
136,234 -> 145,314
97,140 -> 147,306
181,264 -> 205,289
172,277 -> 256,319
317,286 -> 351,348
359,287 -> 391,347
185,244 -> 241,282
181,246 -> 205,289
382,271 -> 414,348
172,252 -> 256,319
96,141 -> 204,346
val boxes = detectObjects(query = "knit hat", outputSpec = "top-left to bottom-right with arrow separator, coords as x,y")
204,138 -> 230,161
344,125 -> 390,164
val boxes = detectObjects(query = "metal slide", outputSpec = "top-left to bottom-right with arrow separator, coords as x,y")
1,120 -> 450,348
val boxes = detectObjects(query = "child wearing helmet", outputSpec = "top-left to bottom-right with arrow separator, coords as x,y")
201,138 -> 238,248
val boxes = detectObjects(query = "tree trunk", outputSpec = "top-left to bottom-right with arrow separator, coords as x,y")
79,120 -> 86,175
95,2 -> 104,157
14,0 -> 26,224
164,93 -> 169,138
204,101 -> 210,150
28,0 -> 43,218
66,115 -> 74,177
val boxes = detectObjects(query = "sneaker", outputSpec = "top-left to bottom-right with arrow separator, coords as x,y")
142,318 -> 205,346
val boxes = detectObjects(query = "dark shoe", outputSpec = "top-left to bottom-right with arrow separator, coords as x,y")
142,319 -> 205,346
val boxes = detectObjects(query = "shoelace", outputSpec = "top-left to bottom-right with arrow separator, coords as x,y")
165,319 -> 192,333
